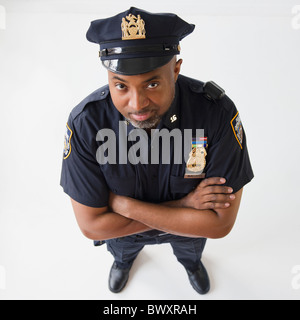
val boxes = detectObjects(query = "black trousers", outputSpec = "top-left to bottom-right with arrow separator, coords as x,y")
106,233 -> 207,272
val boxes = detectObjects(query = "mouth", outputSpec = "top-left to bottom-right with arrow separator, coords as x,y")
129,109 -> 153,122
130,112 -> 152,122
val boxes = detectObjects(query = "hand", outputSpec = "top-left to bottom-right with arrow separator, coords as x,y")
181,177 -> 235,210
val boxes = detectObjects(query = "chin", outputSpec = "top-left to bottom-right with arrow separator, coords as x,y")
128,115 -> 162,129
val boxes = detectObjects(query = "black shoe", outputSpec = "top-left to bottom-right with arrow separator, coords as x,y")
186,261 -> 210,295
108,262 -> 131,293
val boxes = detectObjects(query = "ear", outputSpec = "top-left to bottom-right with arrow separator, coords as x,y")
174,58 -> 183,82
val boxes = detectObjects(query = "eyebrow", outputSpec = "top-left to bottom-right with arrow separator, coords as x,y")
112,75 -> 162,84
112,75 -> 128,83
144,75 -> 161,83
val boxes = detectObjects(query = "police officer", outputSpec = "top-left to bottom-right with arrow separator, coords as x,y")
60,7 -> 253,295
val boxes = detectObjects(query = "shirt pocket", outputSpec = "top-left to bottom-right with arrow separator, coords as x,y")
170,175 -> 203,199
105,175 -> 136,198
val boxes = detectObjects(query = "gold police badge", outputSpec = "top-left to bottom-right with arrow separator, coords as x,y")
185,137 -> 207,178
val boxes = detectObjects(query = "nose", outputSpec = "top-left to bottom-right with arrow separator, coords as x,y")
128,89 -> 149,112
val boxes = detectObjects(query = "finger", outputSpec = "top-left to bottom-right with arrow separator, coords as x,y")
199,177 -> 226,188
199,185 -> 233,196
204,193 -> 235,203
204,202 -> 231,210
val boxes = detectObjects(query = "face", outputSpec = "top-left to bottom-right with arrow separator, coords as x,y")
108,57 -> 182,129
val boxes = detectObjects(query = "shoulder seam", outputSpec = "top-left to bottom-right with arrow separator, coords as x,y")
70,85 -> 110,121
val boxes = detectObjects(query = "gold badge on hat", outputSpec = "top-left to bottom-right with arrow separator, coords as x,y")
184,137 -> 207,178
121,14 -> 146,40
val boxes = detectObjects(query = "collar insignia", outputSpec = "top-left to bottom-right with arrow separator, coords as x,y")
170,114 -> 177,123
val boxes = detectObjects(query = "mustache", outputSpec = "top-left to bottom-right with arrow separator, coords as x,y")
128,107 -> 153,116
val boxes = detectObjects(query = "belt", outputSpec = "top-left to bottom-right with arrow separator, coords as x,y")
136,230 -> 168,237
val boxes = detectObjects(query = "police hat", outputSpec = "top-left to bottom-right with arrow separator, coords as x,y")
86,7 -> 195,75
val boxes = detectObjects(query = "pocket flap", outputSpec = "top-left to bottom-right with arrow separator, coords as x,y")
170,175 -> 202,194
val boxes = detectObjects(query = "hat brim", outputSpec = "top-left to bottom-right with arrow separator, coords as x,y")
102,55 -> 174,75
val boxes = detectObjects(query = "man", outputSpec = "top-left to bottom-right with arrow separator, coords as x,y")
60,7 -> 253,295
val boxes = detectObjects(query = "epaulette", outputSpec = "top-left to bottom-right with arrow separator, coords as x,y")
71,85 -> 110,120
203,81 -> 225,100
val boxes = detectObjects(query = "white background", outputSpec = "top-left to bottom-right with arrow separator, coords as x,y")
0,0 -> 299,300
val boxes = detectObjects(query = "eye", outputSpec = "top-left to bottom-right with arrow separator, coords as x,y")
115,83 -> 127,90
147,82 -> 159,89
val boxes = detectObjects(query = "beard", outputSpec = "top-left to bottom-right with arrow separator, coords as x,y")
126,112 -> 162,129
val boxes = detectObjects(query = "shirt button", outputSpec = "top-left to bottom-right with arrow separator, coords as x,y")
101,91 -> 106,96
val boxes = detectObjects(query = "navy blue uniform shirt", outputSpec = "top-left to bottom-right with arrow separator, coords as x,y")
60,75 -> 253,209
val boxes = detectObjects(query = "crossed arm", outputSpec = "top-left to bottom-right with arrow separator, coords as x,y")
71,177 -> 243,241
